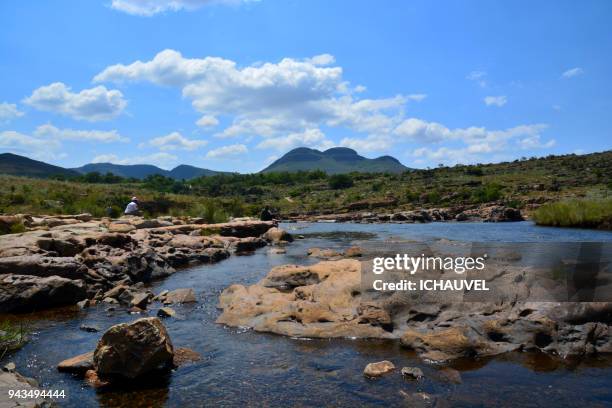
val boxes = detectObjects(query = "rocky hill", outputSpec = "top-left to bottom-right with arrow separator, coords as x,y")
261,147 -> 409,174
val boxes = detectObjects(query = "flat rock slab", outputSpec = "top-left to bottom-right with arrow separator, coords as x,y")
57,351 -> 94,375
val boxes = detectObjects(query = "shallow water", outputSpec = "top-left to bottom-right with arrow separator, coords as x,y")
4,221 -> 612,407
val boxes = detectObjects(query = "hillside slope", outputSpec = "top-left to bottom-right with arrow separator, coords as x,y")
0,153 -> 79,178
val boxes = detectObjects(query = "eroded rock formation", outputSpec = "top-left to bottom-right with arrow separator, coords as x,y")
0,216 -> 277,312
217,258 -> 612,363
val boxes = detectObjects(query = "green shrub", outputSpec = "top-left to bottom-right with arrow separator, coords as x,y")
472,183 -> 503,203
534,198 -> 612,229
328,174 -> 354,189
9,223 -> 26,234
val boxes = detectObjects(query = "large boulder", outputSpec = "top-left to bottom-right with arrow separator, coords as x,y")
0,274 -> 87,313
93,317 -> 174,379
263,227 -> 293,243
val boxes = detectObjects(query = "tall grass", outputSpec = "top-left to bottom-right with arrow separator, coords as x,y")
0,320 -> 28,359
533,198 -> 612,229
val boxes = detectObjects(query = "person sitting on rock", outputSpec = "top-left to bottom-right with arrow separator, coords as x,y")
260,206 -> 273,221
124,196 -> 141,216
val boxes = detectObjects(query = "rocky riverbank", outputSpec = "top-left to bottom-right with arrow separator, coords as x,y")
285,203 -> 524,224
217,257 -> 612,363
0,214 -> 279,313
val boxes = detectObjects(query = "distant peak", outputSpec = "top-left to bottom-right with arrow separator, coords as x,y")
375,155 -> 402,164
286,147 -> 320,154
323,147 -> 358,156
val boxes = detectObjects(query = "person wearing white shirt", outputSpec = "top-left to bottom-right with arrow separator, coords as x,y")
124,197 -> 140,215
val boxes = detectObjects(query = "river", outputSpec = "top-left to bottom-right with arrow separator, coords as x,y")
5,221 -> 612,407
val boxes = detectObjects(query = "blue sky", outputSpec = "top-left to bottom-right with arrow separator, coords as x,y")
1,0 -> 610,172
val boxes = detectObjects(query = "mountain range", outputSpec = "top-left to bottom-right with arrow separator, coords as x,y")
262,147 -> 409,174
0,147 -> 410,179
73,163 -> 220,179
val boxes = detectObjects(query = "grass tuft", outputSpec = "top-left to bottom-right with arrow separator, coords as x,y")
533,198 -> 612,230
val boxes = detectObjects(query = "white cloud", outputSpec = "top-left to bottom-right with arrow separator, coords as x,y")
145,131 -> 207,150
394,118 -> 453,143
0,103 -> 24,124
34,124 -> 129,142
340,134 -> 393,153
256,128 -> 333,151
394,118 -> 549,147
91,152 -> 178,168
517,135 -> 556,150
110,0 -> 255,16
205,143 -> 248,159
467,70 -> 487,87
561,67 -> 584,79
484,95 -> 507,107
408,122 -> 554,165
0,130 -> 62,160
24,82 -> 126,121
94,49 -> 415,142
90,49 -> 556,165
306,54 -> 336,66
217,117 -> 309,139
407,94 -> 427,102
196,114 -> 219,128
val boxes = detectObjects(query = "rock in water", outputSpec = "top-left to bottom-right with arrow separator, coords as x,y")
263,227 -> 293,243
93,317 -> 174,379
438,368 -> 462,384
401,366 -> 424,379
57,351 -> 94,374
363,360 -> 395,377
173,347 -> 201,367
80,324 -> 100,333
157,307 -> 177,318
162,288 -> 197,304
84,369 -> 110,388
307,248 -> 342,259
344,246 -> 363,257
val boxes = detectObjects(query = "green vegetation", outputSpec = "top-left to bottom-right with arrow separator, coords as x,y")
0,175 -> 247,221
0,151 -> 610,224
533,198 -> 612,230
0,320 -> 28,358
328,174 -> 354,189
